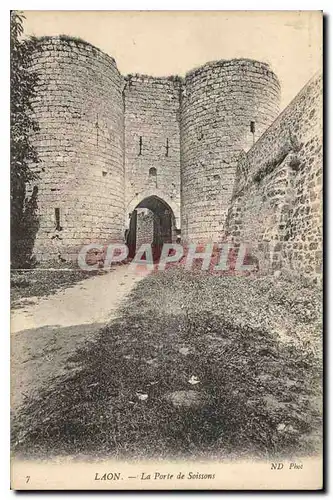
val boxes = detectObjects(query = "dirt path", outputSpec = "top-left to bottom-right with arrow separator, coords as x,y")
11,264 -> 148,413
11,269 -> 322,462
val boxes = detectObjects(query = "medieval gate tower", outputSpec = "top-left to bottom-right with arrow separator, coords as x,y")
27,36 -> 281,262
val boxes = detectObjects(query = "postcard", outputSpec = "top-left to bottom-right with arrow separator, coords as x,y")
10,10 -> 323,490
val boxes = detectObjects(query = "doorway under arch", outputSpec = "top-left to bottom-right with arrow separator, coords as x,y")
126,195 -> 177,261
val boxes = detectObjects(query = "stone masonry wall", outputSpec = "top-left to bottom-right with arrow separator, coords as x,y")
124,75 -> 181,228
180,59 -> 280,243
225,73 -> 322,276
26,35 -> 321,274
29,36 -> 125,261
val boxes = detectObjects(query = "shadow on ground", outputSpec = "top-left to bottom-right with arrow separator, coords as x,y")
11,322 -> 105,413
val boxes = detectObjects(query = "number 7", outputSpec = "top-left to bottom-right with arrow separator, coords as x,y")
26,476 -> 30,483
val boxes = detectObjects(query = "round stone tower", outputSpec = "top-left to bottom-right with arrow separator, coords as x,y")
29,36 -> 125,261
180,59 -> 281,243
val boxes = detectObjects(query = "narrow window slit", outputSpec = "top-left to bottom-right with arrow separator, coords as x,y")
250,121 -> 256,145
165,138 -> 169,157
55,208 -> 62,231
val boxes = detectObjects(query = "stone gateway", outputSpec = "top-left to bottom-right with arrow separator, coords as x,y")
27,36 -> 322,276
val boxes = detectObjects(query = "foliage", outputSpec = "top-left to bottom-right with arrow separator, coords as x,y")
10,11 -> 40,267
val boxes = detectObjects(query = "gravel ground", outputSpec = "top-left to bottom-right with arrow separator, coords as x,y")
11,268 -> 322,461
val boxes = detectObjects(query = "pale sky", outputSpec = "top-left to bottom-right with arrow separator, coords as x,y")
22,10 -> 322,110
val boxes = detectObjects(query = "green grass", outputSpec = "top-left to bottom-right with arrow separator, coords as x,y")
11,268 -> 322,461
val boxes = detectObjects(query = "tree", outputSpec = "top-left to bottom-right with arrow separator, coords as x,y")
10,11 -> 39,267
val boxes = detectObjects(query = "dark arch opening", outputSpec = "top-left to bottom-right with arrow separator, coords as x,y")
126,195 -> 176,261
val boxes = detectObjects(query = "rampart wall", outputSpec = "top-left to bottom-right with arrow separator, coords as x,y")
225,73 -> 322,276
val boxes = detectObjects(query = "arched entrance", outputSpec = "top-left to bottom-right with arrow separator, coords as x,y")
126,196 -> 177,261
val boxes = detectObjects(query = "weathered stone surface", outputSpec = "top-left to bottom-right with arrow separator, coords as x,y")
124,75 -> 181,230
28,37 -> 125,262
180,59 -> 281,242
225,73 -> 322,277
25,36 -> 322,277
